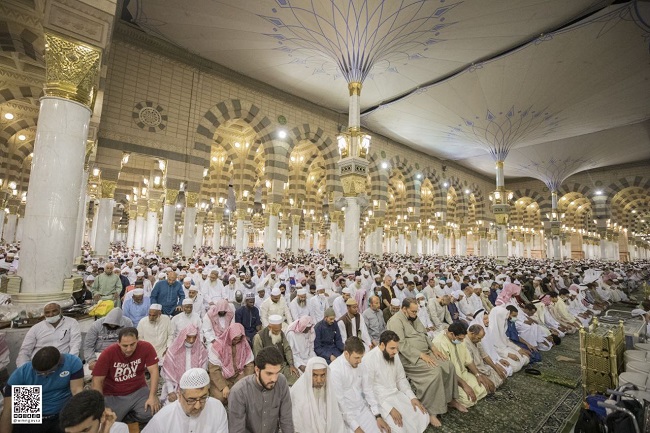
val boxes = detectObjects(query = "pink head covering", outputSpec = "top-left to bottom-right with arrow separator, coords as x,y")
355,289 -> 368,313
207,299 -> 234,337
540,294 -> 552,306
495,282 -> 521,306
212,323 -> 253,379
568,284 -> 581,294
287,316 -> 315,343
162,324 -> 207,389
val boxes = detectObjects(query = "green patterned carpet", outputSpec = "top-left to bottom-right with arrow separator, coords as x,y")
430,333 -> 583,433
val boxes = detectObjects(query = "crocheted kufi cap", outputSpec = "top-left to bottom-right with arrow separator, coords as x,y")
180,368 -> 210,389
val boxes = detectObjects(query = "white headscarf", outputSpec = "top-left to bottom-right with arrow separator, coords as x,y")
486,306 -> 512,351
470,310 -> 500,364
290,357 -> 345,433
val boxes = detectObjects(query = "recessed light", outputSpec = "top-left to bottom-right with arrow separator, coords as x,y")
4,113 -> 14,120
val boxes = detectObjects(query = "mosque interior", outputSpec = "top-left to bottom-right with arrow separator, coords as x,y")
0,0 -> 649,431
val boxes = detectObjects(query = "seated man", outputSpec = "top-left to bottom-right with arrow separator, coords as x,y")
186,286 -> 206,318
365,331 -> 431,433
143,368 -> 228,433
228,347 -> 294,433
432,322 -> 488,408
383,298 -> 402,324
386,298 -> 464,428
59,389 -> 129,433
235,293 -> 262,346
427,295 -> 453,330
329,336 -> 391,433
208,323 -> 254,404
464,324 -> 506,391
290,357 -> 345,433
122,288 -> 151,327
84,308 -> 133,371
285,316 -> 316,373
161,324 -> 208,404
92,327 -> 160,426
252,314 -> 300,385
260,288 -> 293,330
1,347 -> 83,433
170,298 -> 202,339
338,298 -> 372,351
202,300 -> 234,345
504,305 -> 541,363
16,302 -> 81,367
137,304 -> 174,361
363,295 -> 386,347
314,308 -> 344,364
289,288 -> 310,320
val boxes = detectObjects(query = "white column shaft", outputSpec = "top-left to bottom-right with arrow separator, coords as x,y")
160,204 -> 176,256
342,197 -> 361,270
212,221 -> 221,250
182,207 -> 197,256
126,219 -> 136,248
95,198 -> 113,255
145,211 -> 158,251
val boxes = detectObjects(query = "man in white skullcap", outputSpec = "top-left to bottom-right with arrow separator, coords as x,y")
332,287 -> 352,320
16,302 -> 82,367
143,368 -> 228,433
123,288 -> 151,327
137,304 -> 174,360
187,285 -> 207,318
289,288 -> 310,320
170,298 -> 202,339
260,287 -> 293,330
290,356 -> 345,433
308,287 -> 330,323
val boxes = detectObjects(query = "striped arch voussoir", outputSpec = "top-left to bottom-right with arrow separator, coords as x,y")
287,124 -> 340,194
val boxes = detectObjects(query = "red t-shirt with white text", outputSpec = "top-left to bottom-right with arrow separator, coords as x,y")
92,340 -> 159,396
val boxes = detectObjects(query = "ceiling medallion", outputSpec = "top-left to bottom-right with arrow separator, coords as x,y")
277,115 -> 287,125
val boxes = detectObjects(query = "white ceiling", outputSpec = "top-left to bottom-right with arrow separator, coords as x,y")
125,0 -> 650,179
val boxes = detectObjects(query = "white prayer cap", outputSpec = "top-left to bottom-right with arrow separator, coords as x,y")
159,273 -> 166,280
270,288 -> 281,296
0,262 -> 12,271
165,267 -> 173,272
183,277 -> 192,283
245,292 -> 256,299
152,265 -> 159,271
341,287 -> 352,294
396,279 -> 404,284
121,268 -> 130,275
86,266 -> 93,273
390,298 -> 401,307
451,290 -> 463,300
132,289 -> 144,296
189,264 -> 196,269
134,265 -> 141,269
179,368 -> 210,390
137,272 -> 145,277
188,285 -> 198,292
309,357 -> 329,370
149,304 -> 163,311
229,275 -> 237,281
297,288 -> 308,295
415,293 -> 425,299
86,275 -> 95,281
202,270 -> 209,275
269,314 -> 283,325
182,298 -> 193,306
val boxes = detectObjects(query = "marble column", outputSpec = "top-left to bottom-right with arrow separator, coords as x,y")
291,214 -> 301,254
160,189 -> 179,257
459,234 -> 467,256
3,209 -> 18,243
126,216 -> 136,248
94,183 -> 116,256
182,192 -> 198,257
73,151 -> 92,258
133,204 -> 146,251
212,212 -> 222,251
438,230 -> 446,256
15,216 -> 24,242
341,196 -> 362,269
280,228 -> 288,252
329,212 -> 340,256
235,208 -> 247,253
15,32 -> 101,305
314,230 -> 320,250
144,207 -> 159,252
195,211 -> 206,249
0,205 -> 5,243
409,229 -> 418,257
89,204 -> 99,249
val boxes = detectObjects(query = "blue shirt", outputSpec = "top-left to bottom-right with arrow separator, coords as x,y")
3,353 -> 83,415
151,280 -> 185,315
122,297 -> 152,326
235,305 -> 261,344
314,319 -> 344,363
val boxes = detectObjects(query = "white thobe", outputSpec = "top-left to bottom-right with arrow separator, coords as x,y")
332,297 -> 348,320
201,280 -> 225,306
289,298 -> 310,320
170,312 -> 202,339
142,398 -> 228,433
286,331 -> 315,369
364,347 -> 429,433
260,297 -> 293,329
16,317 -> 82,367
329,355 -> 382,433
137,316 -> 174,360
254,293 -> 268,310
308,295 -> 329,323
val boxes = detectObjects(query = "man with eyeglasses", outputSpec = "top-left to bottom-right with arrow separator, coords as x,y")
1,346 -> 83,433
143,368 -> 228,433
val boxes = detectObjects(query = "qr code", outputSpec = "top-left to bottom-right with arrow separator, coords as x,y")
12,385 -> 42,424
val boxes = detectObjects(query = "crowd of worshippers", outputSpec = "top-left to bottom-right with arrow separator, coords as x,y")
1,246 -> 649,433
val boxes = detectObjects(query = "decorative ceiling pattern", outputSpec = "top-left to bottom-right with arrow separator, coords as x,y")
126,0 -> 650,178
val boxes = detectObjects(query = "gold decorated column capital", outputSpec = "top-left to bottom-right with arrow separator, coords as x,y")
268,203 -> 283,216
136,204 -> 147,217
340,174 -> 366,197
43,33 -> 101,109
348,81 -> 362,96
185,192 -> 199,208
235,208 -> 248,220
165,189 -> 179,205
291,215 -> 302,225
100,180 -> 117,199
